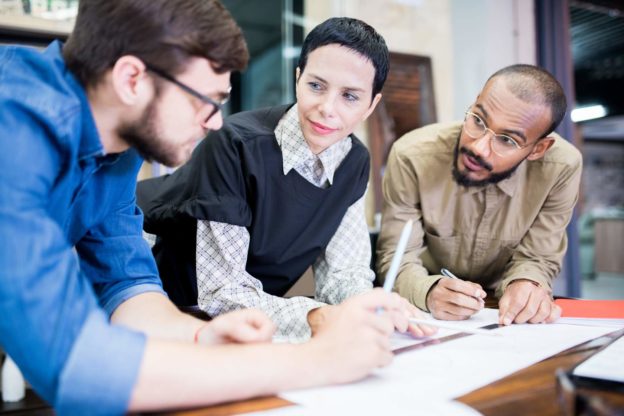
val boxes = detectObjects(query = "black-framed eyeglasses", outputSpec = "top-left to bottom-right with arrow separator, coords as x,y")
145,64 -> 230,124
463,110 -> 533,157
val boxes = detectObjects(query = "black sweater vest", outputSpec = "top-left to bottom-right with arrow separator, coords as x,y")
137,105 -> 370,306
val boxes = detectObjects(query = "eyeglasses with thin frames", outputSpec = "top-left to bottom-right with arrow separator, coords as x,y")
145,64 -> 230,125
463,110 -> 535,157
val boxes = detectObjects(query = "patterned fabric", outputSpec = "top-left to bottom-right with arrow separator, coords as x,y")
196,104 -> 374,341
275,104 -> 352,187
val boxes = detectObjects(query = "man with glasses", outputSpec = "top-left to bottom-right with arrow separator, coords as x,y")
0,1 -> 407,414
377,64 -> 582,326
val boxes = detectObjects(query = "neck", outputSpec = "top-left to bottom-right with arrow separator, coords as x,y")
87,83 -> 130,155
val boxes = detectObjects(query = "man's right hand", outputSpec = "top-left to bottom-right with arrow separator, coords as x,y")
305,289 -> 400,384
426,278 -> 486,320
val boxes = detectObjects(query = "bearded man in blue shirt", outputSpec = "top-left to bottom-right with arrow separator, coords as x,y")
0,1 -> 411,414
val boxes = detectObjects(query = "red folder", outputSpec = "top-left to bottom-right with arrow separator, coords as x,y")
555,299 -> 624,319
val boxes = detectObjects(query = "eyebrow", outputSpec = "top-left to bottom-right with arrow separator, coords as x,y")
307,73 -> 367,93
475,103 -> 528,143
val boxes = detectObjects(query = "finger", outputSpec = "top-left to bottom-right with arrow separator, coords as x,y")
436,300 -> 481,319
354,288 -> 399,312
443,278 -> 487,299
389,309 -> 409,333
498,291 -> 529,326
513,291 -> 541,324
432,309 -> 472,321
406,322 -> 437,337
446,290 -> 485,313
528,298 -> 551,324
545,302 -> 561,323
367,313 -> 396,337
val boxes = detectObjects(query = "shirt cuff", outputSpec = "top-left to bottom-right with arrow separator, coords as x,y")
395,273 -> 443,312
55,309 -> 145,415
101,283 -> 166,316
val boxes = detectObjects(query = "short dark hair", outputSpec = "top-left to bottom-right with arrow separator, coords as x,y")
487,64 -> 567,137
298,17 -> 389,99
63,0 -> 248,88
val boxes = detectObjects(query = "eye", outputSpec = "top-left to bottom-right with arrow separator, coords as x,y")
496,135 -> 519,148
308,82 -> 323,91
343,92 -> 359,102
471,113 -> 485,127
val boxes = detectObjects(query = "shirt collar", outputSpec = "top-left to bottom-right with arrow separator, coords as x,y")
274,104 -> 351,185
45,41 -> 105,161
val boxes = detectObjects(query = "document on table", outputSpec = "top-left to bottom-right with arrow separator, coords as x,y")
391,308 -> 500,350
244,400 -> 483,416
573,334 -> 624,383
282,308 -> 617,412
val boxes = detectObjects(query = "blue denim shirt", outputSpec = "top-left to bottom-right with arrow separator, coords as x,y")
0,42 -> 165,415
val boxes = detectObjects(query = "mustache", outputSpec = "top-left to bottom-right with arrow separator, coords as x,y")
459,147 -> 493,171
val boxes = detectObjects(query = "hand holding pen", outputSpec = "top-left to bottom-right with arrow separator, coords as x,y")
425,268 -> 487,321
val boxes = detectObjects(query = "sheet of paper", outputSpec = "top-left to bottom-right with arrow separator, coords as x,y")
391,308 -> 499,350
282,318 -> 617,410
573,334 -> 624,383
243,400 -> 482,416
556,317 -> 624,328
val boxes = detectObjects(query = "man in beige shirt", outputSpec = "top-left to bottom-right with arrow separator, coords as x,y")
377,64 -> 582,326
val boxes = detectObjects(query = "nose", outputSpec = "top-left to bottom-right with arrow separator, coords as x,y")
471,129 -> 492,158
318,93 -> 337,118
201,110 -> 224,131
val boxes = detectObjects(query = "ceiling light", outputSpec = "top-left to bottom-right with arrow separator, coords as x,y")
571,105 -> 607,122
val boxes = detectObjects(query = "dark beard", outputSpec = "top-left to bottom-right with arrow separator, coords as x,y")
451,135 -> 522,187
117,88 -> 181,167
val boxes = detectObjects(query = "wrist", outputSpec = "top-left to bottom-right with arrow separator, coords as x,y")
307,306 -> 333,335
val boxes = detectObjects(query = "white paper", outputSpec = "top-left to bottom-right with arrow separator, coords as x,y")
557,317 -> 624,328
282,311 -> 617,411
242,400 -> 482,416
573,334 -> 624,383
391,308 -> 499,350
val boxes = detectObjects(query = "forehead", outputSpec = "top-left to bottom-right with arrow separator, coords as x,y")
176,57 -> 231,95
475,78 -> 552,139
303,44 -> 375,91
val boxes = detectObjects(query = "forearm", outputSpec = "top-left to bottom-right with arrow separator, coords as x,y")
314,195 -> 374,305
128,338 -> 329,412
111,292 -> 204,342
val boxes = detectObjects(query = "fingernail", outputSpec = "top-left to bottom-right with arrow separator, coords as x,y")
503,316 -> 511,325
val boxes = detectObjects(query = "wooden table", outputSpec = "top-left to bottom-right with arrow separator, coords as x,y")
166,299 -> 624,416
3,306 -> 623,415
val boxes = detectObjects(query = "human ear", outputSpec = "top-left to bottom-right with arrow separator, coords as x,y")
362,93 -> 383,120
111,55 -> 150,105
527,136 -> 555,160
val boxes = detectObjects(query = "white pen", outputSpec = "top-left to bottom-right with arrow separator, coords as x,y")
408,318 -> 501,336
377,219 -> 413,314
383,219 -> 413,293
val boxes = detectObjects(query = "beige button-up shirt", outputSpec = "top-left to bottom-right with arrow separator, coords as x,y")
377,122 -> 582,311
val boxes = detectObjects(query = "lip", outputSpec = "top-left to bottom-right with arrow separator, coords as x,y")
309,120 -> 338,135
462,153 -> 486,172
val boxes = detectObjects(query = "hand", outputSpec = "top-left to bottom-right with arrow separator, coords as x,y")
196,309 -> 276,344
498,280 -> 561,325
426,278 -> 486,320
391,296 -> 438,338
306,289 -> 401,384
